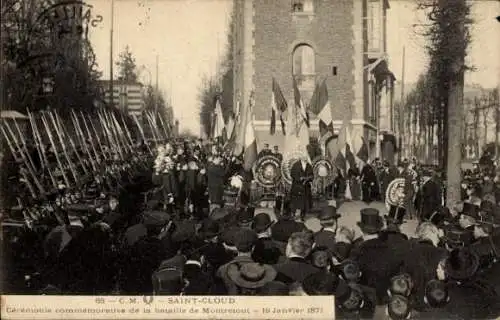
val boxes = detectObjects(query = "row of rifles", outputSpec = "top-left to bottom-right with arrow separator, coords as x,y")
1,108 -> 172,226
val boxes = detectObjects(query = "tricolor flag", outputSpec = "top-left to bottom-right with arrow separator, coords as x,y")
225,111 -> 235,141
270,78 -> 288,135
243,95 -> 257,171
345,126 -> 357,170
314,81 -> 334,147
213,96 -> 225,140
293,76 -> 309,130
356,137 -> 369,163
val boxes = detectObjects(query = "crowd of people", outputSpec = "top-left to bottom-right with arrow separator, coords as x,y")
2,135 -> 500,319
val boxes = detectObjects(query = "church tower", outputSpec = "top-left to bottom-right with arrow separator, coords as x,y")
232,0 -> 397,162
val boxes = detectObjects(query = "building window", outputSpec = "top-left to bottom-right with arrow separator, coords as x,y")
292,44 -> 315,77
293,44 -> 316,106
367,0 -> 381,52
292,0 -> 313,13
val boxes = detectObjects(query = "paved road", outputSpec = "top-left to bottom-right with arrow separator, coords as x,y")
255,200 -> 419,238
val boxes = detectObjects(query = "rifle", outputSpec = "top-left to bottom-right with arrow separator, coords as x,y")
40,112 -> 71,188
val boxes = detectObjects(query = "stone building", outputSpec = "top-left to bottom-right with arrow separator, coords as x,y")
232,0 -> 397,162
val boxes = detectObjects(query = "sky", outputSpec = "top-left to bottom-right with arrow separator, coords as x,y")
87,0 -> 500,135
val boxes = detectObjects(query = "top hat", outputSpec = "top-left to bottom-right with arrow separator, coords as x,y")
357,208 -> 383,234
227,262 -> 277,289
443,225 -> 474,249
444,247 -> 480,281
318,206 -> 341,223
252,213 -> 274,233
462,202 -> 479,218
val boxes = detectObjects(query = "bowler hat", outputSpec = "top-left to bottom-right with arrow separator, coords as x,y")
357,208 -> 383,234
252,213 -> 274,233
318,206 -> 341,223
227,262 -> 277,289
444,247 -> 480,281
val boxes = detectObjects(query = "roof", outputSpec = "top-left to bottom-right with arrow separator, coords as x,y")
0,110 -> 28,119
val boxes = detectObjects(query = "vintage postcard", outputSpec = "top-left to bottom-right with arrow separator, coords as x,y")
1,0 -> 499,319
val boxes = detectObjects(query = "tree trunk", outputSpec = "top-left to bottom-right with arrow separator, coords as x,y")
446,0 -> 466,207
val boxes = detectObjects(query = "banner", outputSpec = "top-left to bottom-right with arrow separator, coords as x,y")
1,296 -> 335,320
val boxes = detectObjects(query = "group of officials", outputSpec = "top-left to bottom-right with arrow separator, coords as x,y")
2,136 -> 500,320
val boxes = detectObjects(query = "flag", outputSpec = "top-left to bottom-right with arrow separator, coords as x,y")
309,78 -> 327,115
345,126 -> 357,170
213,96 -> 225,139
293,76 -> 309,129
315,81 -> 333,146
283,104 -> 311,164
225,112 -> 235,141
243,97 -> 257,171
356,137 -> 369,163
270,78 -> 288,135
335,150 -> 347,174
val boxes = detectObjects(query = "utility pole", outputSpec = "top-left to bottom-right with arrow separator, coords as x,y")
109,0 -> 115,108
155,54 -> 159,117
400,46 -> 406,159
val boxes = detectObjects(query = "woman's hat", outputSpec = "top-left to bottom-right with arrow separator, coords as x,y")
357,208 -> 383,234
444,247 -> 480,281
227,262 -> 277,289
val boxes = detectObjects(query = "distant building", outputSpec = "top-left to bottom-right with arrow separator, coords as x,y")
232,0 -> 396,162
98,80 -> 144,118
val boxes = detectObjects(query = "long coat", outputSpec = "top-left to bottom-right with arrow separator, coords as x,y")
207,162 -> 226,205
360,164 -> 379,202
350,236 -> 410,304
415,178 -> 442,220
401,239 -> 447,311
289,161 -> 313,214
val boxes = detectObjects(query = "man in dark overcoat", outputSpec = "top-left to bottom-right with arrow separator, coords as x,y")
206,156 -> 226,209
313,206 -> 341,255
415,171 -> 443,222
350,208 -> 409,305
289,155 -> 313,221
360,162 -> 378,204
